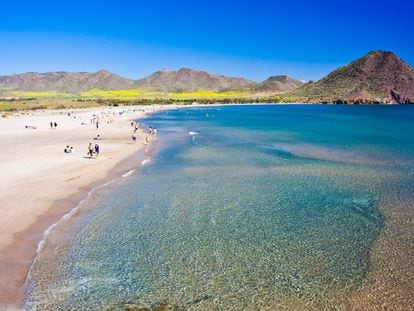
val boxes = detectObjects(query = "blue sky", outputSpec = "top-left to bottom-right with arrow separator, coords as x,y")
0,0 -> 413,81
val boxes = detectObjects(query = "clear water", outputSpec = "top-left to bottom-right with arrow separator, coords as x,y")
26,105 -> 414,310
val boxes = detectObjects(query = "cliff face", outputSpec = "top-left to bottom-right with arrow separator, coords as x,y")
293,51 -> 414,103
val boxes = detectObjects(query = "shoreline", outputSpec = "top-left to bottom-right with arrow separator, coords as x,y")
1,104 -> 412,309
0,105 -> 173,309
5,149 -> 146,309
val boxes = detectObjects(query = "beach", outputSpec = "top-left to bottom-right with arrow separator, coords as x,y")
1,104 -> 413,310
23,105 -> 414,310
0,105 -> 173,309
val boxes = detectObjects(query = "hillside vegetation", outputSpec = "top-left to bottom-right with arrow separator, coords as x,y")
2,50 -> 414,108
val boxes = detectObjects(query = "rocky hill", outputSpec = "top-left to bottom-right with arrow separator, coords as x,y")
2,51 -> 413,103
292,51 -> 414,103
135,68 -> 256,92
254,75 -> 304,92
0,68 -> 258,94
0,70 -> 135,93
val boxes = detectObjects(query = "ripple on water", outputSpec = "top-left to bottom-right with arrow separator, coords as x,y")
26,105 -> 414,310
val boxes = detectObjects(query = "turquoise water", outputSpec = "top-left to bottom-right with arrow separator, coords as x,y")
26,105 -> 414,310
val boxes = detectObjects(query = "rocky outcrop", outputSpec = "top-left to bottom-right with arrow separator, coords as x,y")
292,51 -> 414,103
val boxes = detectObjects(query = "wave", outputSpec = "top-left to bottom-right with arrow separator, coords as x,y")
122,169 -> 135,178
25,154 -> 152,293
189,131 -> 205,147
141,157 -> 151,166
26,178 -> 117,284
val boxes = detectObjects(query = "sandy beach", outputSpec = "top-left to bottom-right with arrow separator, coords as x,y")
1,104 -> 413,310
0,105 -> 174,309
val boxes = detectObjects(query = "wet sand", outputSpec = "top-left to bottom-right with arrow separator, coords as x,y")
349,196 -> 414,310
0,105 -> 173,309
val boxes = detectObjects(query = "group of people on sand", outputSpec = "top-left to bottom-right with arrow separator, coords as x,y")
131,121 -> 139,143
64,145 -> 75,153
87,143 -> 100,159
130,121 -> 157,143
59,108 -> 156,159
131,121 -> 140,133
146,126 -> 157,142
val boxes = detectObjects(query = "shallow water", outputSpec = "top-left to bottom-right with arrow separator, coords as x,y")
26,105 -> 414,310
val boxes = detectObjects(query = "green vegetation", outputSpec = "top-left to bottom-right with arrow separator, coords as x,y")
0,87 -> 332,113
5,88 -> 251,101
8,90 -> 72,98
169,90 -> 249,99
3,51 -> 414,107
0,100 -> 103,112
79,88 -> 161,98
0,96 -> 295,112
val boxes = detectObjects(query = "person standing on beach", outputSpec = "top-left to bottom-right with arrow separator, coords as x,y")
94,144 -> 100,157
50,122 -> 53,129
54,122 -> 58,128
88,143 -> 94,158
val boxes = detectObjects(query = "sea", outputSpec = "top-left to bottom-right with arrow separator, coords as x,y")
25,104 -> 414,310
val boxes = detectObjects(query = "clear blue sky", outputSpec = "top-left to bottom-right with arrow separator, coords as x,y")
0,0 -> 413,81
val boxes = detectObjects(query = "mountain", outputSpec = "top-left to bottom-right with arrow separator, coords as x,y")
292,51 -> 414,103
254,75 -> 304,92
135,68 -> 257,92
0,68 -> 257,94
3,51 -> 412,103
0,70 -> 135,93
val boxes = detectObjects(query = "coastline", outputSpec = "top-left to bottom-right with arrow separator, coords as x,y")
1,103 -> 412,310
0,105 -> 174,309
